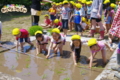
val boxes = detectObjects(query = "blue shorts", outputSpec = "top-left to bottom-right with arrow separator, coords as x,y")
50,15 -> 56,21
62,19 -> 68,29
105,16 -> 112,24
18,37 -> 30,43
75,23 -> 83,32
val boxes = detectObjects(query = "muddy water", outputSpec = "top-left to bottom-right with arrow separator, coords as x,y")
0,41 -> 113,80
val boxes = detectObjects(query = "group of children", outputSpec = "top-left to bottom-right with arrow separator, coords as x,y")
12,27 -> 114,68
0,0 -> 120,70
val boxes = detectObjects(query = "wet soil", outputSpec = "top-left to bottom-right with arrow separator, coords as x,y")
0,41 -> 113,80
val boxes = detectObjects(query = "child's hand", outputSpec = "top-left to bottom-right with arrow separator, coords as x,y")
74,63 -> 77,66
110,48 -> 114,52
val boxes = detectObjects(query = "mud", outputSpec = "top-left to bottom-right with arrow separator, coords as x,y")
0,41 -> 113,80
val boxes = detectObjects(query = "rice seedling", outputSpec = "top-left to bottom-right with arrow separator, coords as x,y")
42,74 -> 47,80
63,77 -> 70,80
26,64 -> 30,68
25,58 -> 30,61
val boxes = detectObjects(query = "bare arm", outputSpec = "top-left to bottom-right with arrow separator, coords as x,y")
89,53 -> 94,68
105,43 -> 113,51
46,42 -> 53,58
72,51 -> 77,65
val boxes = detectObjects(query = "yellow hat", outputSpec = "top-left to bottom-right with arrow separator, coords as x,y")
12,28 -> 20,35
86,1 -> 91,5
52,28 -> 60,34
63,0 -> 68,4
103,0 -> 110,4
89,1 -> 93,4
78,0 -> 81,2
54,19 -> 59,23
71,35 -> 81,40
44,14 -> 49,17
70,1 -> 74,5
88,38 -> 97,47
35,31 -> 43,35
82,17 -> 86,22
81,0 -> 86,4
76,3 -> 82,8
56,3 -> 59,6
110,3 -> 116,8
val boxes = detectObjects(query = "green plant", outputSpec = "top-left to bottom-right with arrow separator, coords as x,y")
63,77 -> 70,80
26,64 -> 30,68
28,25 -> 43,36
42,74 -> 47,79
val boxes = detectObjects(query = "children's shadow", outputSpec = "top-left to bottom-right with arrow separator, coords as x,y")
23,45 -> 36,53
93,59 -> 109,67
1,41 -> 15,45
49,50 -> 71,59
79,55 -> 88,65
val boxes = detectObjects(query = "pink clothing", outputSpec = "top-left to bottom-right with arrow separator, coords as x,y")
54,22 -> 62,26
37,35 -> 50,45
45,19 -> 51,25
109,9 -> 115,17
16,29 -> 29,40
91,41 -> 105,54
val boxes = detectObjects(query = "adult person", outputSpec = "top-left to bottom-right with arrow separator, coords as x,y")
31,0 -> 52,26
89,0 -> 105,40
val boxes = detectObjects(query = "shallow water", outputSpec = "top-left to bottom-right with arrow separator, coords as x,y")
0,41 -> 113,80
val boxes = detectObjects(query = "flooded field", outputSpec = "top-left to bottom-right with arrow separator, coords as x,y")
0,41 -> 113,80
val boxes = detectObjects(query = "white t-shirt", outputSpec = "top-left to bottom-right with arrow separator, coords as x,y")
61,7 -> 70,20
51,34 -> 65,44
81,22 -> 87,29
37,35 -> 50,45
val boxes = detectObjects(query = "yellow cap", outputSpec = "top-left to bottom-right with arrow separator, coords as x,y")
82,17 -> 86,22
89,1 -> 93,4
78,0 -> 81,2
54,19 -> 59,23
35,31 -> 43,35
81,0 -> 86,4
88,38 -> 97,47
103,0 -> 110,4
76,3 -> 82,8
52,28 -> 60,34
86,1 -> 91,5
71,35 -> 81,40
56,3 -> 59,6
70,1 -> 74,5
44,14 -> 49,17
110,3 -> 116,8
12,28 -> 20,35
63,0 -> 68,4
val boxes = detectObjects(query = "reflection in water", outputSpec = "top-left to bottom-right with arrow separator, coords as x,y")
0,42 -> 113,80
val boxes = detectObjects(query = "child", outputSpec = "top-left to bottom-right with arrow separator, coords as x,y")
109,7 -> 120,47
74,3 -> 83,35
87,38 -> 113,69
48,3 -> 57,27
35,31 -> 51,55
89,0 -> 105,40
71,35 -> 82,66
86,1 -> 92,19
68,1 -> 74,32
0,21 -> 2,46
12,28 -> 33,52
41,14 -> 51,28
105,3 -> 115,34
53,19 -> 62,29
81,0 -> 86,17
115,0 -> 119,12
46,28 -> 66,59
81,17 -> 87,31
60,0 -> 70,36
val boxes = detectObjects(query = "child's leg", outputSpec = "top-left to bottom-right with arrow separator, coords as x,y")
43,44 -> 48,53
26,37 -> 34,46
101,48 -> 107,64
58,43 -> 63,56
89,19 -> 96,37
108,34 -> 113,46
